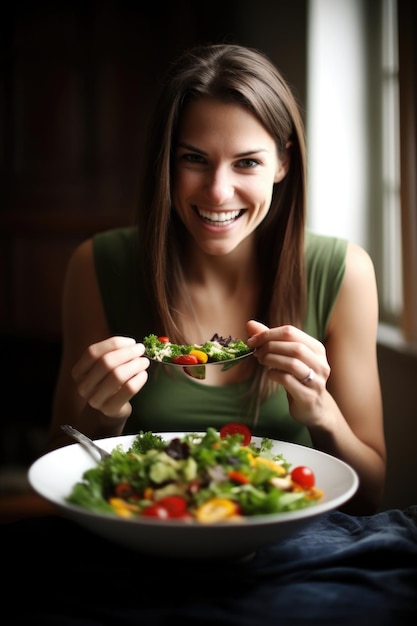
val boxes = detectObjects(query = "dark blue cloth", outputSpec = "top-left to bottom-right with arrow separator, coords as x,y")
4,506 -> 417,625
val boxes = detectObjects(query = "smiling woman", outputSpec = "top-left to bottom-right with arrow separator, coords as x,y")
3,34 -> 417,625
41,42 -> 387,522
172,97 -> 287,259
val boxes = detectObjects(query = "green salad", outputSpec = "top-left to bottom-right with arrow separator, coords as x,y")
66,425 -> 323,523
142,333 -> 251,365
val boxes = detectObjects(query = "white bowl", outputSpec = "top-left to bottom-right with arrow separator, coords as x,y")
28,433 -> 358,560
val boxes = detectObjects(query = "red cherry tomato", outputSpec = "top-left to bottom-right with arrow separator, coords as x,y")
290,466 -> 315,489
172,354 -> 199,365
219,422 -> 252,446
141,502 -> 170,519
141,496 -> 188,519
157,336 -> 170,343
156,495 -> 188,517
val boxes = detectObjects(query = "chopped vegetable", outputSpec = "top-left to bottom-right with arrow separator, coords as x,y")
142,495 -> 189,519
228,470 -> 250,484
172,354 -> 199,366
291,466 -> 316,489
189,349 -> 209,364
143,333 -> 251,364
195,498 -> 241,522
220,422 -> 252,446
65,425 -> 324,523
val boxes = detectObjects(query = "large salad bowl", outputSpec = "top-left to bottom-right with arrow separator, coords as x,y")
28,433 -> 358,560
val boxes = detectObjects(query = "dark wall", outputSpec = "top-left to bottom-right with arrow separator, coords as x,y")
377,343 -> 417,511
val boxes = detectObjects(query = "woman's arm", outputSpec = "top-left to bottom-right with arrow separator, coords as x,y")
46,239 -> 149,452
247,242 -> 386,515
319,241 -> 386,513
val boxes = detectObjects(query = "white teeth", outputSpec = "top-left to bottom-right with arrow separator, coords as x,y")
197,208 -> 241,224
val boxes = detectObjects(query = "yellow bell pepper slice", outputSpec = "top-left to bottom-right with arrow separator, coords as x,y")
194,497 -> 240,522
189,349 -> 209,364
253,456 -> 286,476
109,497 -> 140,517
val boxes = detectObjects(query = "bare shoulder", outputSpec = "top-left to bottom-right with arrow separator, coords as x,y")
344,240 -> 376,280
66,238 -> 94,278
339,241 -> 378,306
50,238 -> 110,448
64,238 -> 97,302
327,241 -> 378,337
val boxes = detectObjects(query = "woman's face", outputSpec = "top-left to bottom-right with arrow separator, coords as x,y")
172,97 -> 288,257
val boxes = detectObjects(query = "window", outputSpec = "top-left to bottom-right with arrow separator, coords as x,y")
397,0 -> 417,342
307,0 -> 417,344
380,0 -> 402,322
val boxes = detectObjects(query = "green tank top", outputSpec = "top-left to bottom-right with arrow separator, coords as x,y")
93,227 -> 348,445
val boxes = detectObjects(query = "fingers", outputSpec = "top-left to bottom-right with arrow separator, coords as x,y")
247,321 -> 319,352
299,368 -> 315,385
72,337 -> 150,417
265,365 -> 319,392
72,336 -> 139,380
246,319 -> 269,337
87,369 -> 149,418
246,321 -> 330,386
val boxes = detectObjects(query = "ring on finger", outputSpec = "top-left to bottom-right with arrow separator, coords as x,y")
300,368 -> 315,384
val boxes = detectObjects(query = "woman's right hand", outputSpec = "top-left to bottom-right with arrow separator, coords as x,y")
71,336 -> 150,419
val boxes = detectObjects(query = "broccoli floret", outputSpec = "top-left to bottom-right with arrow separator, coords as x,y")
201,339 -> 251,361
143,335 -> 189,361
130,431 -> 166,454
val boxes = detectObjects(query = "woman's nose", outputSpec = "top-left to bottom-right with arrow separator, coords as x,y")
205,168 -> 234,205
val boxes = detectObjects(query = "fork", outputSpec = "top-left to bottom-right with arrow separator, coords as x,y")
60,424 -> 111,460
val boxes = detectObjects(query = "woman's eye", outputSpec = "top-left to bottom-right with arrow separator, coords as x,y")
237,158 -> 259,169
182,153 -> 206,164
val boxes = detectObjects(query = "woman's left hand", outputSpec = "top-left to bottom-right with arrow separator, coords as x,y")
246,319 -> 330,425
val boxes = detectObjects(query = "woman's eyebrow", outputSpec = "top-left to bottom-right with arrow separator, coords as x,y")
177,141 -> 206,154
177,141 -> 269,157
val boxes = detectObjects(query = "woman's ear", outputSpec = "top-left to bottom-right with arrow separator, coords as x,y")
274,141 -> 292,183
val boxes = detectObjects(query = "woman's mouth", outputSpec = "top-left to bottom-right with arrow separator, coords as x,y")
194,207 -> 243,227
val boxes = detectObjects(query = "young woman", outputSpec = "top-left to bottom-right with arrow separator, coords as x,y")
47,43 -> 386,515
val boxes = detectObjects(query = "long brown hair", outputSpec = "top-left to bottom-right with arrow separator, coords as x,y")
136,43 -> 307,409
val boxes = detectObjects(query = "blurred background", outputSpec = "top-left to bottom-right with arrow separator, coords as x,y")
1,0 -> 416,512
